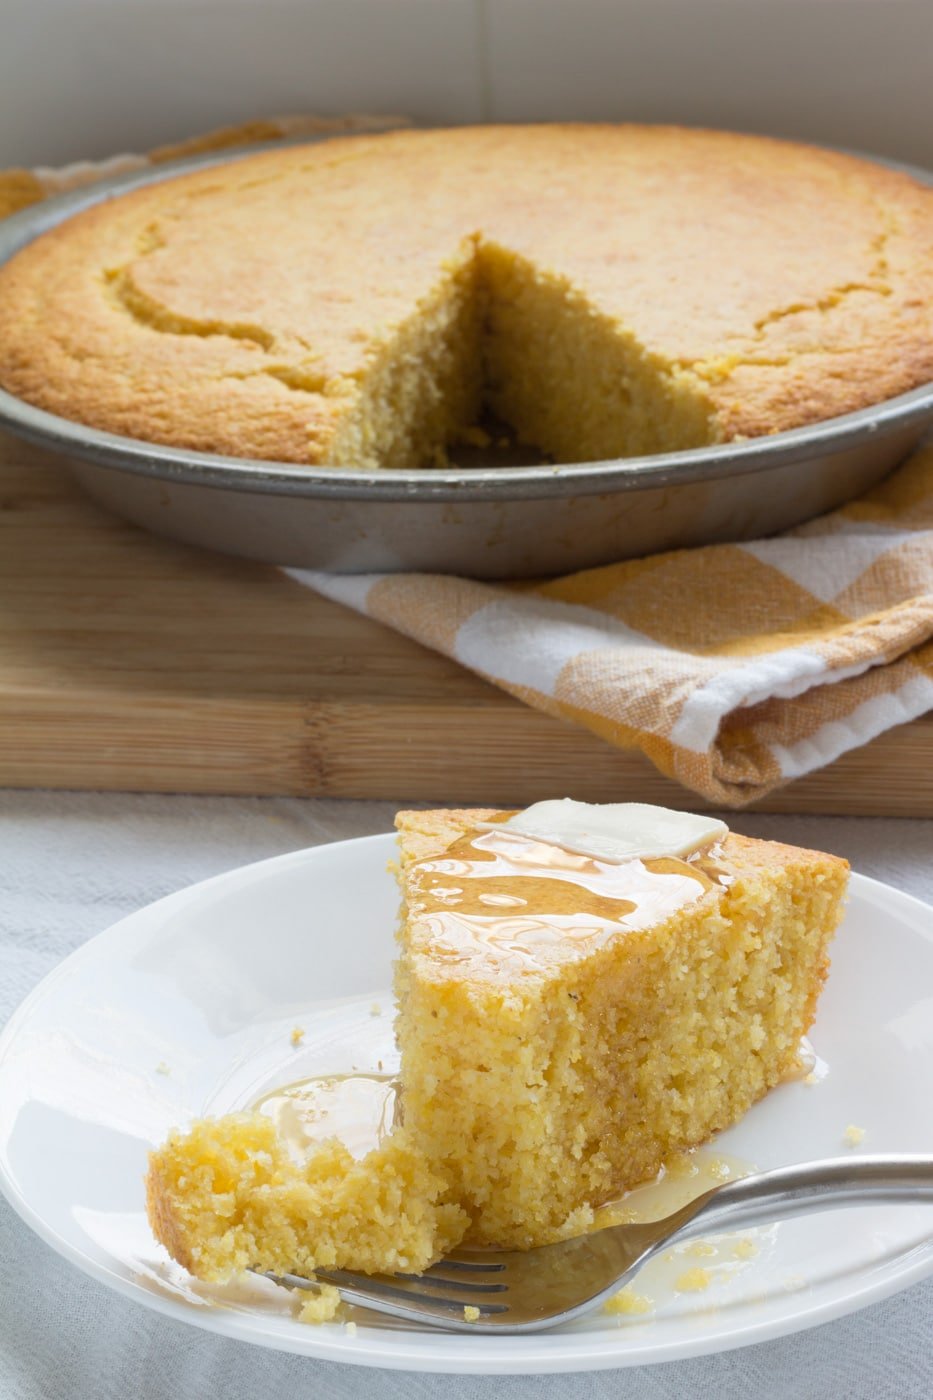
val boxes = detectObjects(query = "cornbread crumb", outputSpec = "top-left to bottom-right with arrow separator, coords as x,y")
290,1026 -> 305,1046
299,1285 -> 342,1325
155,1062 -> 171,1076
604,1286 -> 653,1316
463,1305 -> 481,1323
675,1268 -> 712,1293
369,1003 -> 382,1018
844,1124 -> 866,1147
344,1320 -> 357,1337
732,1238 -> 759,1260
804,1072 -> 819,1085
686,1241 -> 717,1258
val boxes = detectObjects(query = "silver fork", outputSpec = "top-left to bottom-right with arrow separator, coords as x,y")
261,1155 -> 933,1333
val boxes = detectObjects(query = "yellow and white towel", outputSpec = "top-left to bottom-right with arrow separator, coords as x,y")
295,445 -> 933,807
4,120 -> 933,808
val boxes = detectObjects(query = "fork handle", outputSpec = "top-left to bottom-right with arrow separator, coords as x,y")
667,1155 -> 933,1245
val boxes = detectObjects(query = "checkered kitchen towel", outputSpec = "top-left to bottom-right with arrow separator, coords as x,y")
4,122 -> 932,808
296,447 -> 933,806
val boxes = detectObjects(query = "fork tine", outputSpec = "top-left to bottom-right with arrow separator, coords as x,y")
392,1270 -> 507,1294
424,1253 -> 506,1273
313,1268 -> 510,1317
263,1269 -> 511,1329
442,1246 -> 507,1266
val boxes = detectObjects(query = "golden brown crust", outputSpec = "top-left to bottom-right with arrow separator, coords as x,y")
145,1150 -> 195,1273
395,806 -> 507,858
1,124 -> 930,463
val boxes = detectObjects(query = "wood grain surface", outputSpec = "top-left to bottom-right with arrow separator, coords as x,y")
1,431 -> 930,813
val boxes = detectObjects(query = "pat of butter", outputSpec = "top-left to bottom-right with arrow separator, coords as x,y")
481,800 -> 728,864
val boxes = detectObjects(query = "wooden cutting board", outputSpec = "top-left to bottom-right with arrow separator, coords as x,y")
2,430 -> 931,814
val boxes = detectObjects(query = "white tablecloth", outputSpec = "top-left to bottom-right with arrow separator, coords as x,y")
1,791 -> 931,1400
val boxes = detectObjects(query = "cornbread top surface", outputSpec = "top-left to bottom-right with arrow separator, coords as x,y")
1,124 -> 931,463
396,807 -> 848,985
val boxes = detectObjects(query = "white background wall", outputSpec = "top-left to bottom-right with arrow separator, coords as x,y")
1,0 -> 931,169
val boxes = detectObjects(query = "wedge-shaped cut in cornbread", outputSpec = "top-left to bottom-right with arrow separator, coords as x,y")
393,808 -> 848,1248
2,125 -> 931,467
146,804 -> 848,1280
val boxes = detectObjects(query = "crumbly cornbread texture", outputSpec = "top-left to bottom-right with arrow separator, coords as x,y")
146,808 -> 847,1280
393,810 -> 847,1248
1,125 -> 931,467
145,1113 -> 466,1283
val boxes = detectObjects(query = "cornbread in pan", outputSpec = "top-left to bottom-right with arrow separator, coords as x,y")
1,125 -> 930,468
146,805 -> 848,1280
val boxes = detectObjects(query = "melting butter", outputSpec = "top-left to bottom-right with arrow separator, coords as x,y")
481,800 -> 728,864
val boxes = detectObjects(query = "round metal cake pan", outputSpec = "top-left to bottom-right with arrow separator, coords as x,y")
1,142 -> 932,579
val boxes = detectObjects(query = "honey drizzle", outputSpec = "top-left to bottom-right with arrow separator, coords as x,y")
406,828 -> 729,974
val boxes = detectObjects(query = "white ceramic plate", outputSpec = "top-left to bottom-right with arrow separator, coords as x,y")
1,834 -> 932,1375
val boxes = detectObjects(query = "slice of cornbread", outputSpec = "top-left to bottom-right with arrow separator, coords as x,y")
146,805 -> 847,1280
392,808 -> 848,1248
